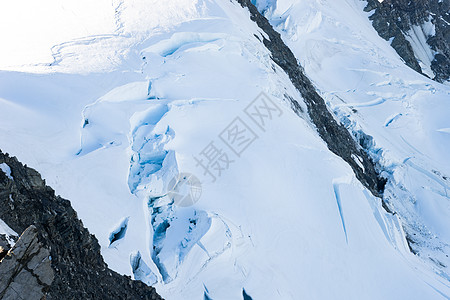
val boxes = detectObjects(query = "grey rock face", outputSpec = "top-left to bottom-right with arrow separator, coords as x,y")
364,0 -> 450,83
0,151 -> 162,300
0,226 -> 54,300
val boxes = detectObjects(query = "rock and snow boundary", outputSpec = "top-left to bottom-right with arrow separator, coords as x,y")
0,0 -> 449,299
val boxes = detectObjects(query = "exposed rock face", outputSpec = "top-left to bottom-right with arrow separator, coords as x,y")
364,0 -> 450,83
0,151 -> 162,300
0,226 -> 54,300
236,0 -> 387,198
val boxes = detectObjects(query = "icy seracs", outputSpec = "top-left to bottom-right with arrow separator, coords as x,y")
0,0 -> 449,299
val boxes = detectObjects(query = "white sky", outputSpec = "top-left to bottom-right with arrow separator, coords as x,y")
0,0 -> 115,69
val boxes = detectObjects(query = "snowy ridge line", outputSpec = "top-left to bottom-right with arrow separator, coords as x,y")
142,32 -> 229,58
50,35 -> 114,58
236,0 -> 387,198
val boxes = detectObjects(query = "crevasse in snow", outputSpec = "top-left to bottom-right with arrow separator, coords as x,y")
0,0 -> 449,299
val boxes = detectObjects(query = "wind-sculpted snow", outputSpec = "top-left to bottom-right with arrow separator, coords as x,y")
1,0 -> 450,299
142,32 -> 228,57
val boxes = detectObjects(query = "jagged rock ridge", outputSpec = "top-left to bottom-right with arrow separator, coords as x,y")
0,150 -> 162,300
364,0 -> 450,83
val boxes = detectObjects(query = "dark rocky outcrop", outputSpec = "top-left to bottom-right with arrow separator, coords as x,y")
236,0 -> 387,198
0,151 -> 162,300
364,0 -> 450,83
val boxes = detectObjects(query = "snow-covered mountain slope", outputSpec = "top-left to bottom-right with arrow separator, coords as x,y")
256,0 -> 450,282
0,0 -> 449,299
